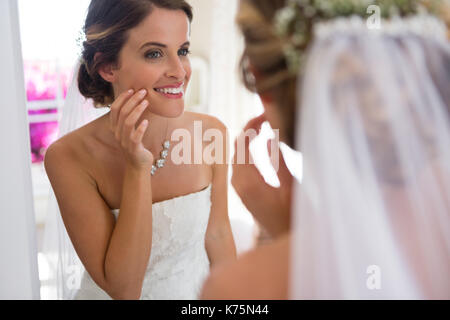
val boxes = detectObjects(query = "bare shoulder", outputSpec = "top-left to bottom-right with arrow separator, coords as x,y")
182,111 -> 229,151
200,233 -> 290,300
182,112 -> 229,170
44,133 -> 78,166
44,127 -> 97,187
183,111 -> 227,133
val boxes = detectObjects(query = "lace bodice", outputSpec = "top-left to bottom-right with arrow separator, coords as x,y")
74,184 -> 212,300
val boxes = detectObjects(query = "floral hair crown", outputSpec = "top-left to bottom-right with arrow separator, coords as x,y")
273,0 -> 443,75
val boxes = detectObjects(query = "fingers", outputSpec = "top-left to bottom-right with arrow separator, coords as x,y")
114,89 -> 148,141
233,131 -> 256,166
109,89 -> 134,131
231,114 -> 267,190
233,114 -> 267,165
231,147 -> 267,194
130,119 -> 149,149
268,139 -> 293,188
121,99 -> 149,148
243,113 -> 266,133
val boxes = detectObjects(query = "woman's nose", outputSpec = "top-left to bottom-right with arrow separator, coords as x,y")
166,55 -> 187,80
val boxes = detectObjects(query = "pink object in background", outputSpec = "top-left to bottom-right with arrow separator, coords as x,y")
24,60 -> 73,163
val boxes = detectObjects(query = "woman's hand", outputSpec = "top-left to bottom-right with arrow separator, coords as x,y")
109,89 -> 154,170
231,114 -> 293,238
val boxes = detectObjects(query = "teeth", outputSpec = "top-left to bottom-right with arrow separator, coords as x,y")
155,87 -> 183,95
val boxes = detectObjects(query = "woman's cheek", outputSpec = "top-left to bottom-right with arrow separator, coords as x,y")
147,89 -> 161,106
185,65 -> 192,82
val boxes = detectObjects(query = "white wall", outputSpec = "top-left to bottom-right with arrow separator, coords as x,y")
0,0 -> 40,299
189,0 -> 215,62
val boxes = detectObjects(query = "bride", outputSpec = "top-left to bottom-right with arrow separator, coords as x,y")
202,0 -> 449,299
43,0 -> 236,299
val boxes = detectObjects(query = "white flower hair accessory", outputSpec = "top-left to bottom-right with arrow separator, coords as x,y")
273,0 -> 444,75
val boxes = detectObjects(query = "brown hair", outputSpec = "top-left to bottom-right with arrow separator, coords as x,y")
237,0 -> 450,186
236,0 -> 450,148
236,0 -> 297,146
78,0 -> 193,107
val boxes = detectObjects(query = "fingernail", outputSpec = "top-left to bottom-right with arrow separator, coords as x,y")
128,89 -> 134,94
139,89 -> 147,97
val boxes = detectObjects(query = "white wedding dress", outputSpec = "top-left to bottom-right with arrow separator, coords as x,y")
73,184 -> 212,300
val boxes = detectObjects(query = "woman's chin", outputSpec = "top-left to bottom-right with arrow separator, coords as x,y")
150,104 -> 185,118
167,108 -> 185,118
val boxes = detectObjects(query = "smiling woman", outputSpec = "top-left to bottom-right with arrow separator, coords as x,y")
107,7 -> 193,118
78,0 -> 192,109
43,0 -> 237,300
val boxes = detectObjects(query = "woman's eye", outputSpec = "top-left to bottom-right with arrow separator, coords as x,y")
179,48 -> 191,56
145,51 -> 162,59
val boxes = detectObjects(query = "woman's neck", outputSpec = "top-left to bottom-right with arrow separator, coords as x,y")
103,109 -> 177,157
141,110 -> 172,152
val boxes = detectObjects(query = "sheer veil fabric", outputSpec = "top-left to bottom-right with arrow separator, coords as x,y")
290,15 -> 450,299
42,60 -> 107,299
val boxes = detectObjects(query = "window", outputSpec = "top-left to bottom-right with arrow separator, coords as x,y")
18,0 -> 91,299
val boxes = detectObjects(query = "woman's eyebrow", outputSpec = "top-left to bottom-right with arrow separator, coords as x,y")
140,41 -> 190,50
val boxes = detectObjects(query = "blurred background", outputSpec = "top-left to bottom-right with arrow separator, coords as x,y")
0,0 -> 302,299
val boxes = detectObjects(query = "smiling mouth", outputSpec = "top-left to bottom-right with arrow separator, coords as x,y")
153,84 -> 185,99
154,87 -> 184,95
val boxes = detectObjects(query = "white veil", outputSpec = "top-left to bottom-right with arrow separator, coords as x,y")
290,15 -> 450,299
41,59 -> 107,300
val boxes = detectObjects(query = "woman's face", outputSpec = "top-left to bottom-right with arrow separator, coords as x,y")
111,7 -> 191,118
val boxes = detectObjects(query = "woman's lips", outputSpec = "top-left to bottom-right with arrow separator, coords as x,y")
154,82 -> 184,89
153,82 -> 185,99
154,90 -> 184,99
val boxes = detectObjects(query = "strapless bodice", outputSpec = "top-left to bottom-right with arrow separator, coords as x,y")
74,184 -> 212,300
